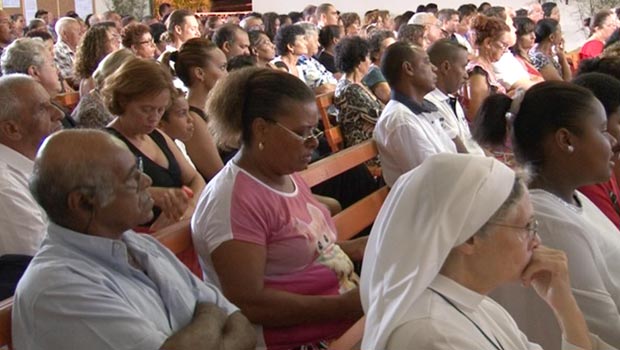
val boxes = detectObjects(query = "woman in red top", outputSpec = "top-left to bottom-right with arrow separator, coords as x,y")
574,72 -> 620,229
511,16 -> 544,80
580,9 -> 618,60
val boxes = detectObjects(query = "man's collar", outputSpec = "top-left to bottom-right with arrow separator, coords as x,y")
391,90 -> 438,114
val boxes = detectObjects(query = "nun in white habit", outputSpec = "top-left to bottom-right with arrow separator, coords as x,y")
360,153 -> 612,350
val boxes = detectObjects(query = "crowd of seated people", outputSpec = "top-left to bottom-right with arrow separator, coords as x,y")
3,2 -> 620,350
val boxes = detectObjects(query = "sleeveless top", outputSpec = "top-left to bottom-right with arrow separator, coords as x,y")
189,106 -> 207,121
106,128 -> 183,223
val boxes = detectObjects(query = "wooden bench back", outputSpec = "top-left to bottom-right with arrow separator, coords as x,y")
54,91 -> 80,112
300,139 -> 387,241
316,91 -> 343,153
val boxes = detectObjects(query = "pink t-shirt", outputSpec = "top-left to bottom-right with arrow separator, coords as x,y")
579,39 -> 604,60
191,162 -> 357,350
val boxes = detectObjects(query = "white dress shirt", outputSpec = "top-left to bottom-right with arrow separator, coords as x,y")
454,33 -> 474,54
0,144 -> 47,255
493,189 -> 620,350
374,94 -> 456,187
387,275 -> 611,350
13,223 -> 238,350
425,88 -> 485,155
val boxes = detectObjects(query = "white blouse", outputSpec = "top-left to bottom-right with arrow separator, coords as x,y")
389,275 -> 610,350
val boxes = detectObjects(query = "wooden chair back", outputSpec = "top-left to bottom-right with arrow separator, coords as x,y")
0,297 -> 13,349
316,91 -> 343,153
566,48 -> 581,74
54,91 -> 80,112
300,140 -> 388,241
152,218 -> 193,255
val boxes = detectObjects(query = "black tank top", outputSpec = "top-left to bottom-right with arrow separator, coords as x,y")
106,128 -> 182,224
189,105 -> 207,121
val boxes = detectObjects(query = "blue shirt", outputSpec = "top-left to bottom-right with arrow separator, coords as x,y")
13,223 -> 237,350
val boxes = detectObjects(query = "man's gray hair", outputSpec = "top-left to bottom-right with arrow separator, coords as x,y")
296,21 -> 318,37
0,74 -> 35,123
1,38 -> 47,75
55,16 -> 78,36
30,130 -> 123,225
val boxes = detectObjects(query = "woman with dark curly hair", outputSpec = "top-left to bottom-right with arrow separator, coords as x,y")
334,36 -> 384,153
74,22 -> 121,96
271,24 -> 307,79
122,22 -> 157,59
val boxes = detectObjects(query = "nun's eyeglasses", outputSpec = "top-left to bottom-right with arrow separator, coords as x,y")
488,219 -> 538,240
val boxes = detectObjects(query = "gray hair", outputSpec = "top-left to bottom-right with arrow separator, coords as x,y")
1,38 -> 47,75
0,74 -> 36,123
55,16 -> 78,36
476,169 -> 530,237
296,21 -> 318,37
30,130 -> 124,224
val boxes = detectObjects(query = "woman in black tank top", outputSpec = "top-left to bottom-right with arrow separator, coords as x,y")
101,58 -> 205,231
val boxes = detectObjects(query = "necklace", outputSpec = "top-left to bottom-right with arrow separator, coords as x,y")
429,288 -> 505,350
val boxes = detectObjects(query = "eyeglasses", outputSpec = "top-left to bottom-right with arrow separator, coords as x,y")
488,219 -> 539,240
138,39 -> 155,45
123,157 -> 145,193
493,41 -> 511,51
267,119 -> 324,145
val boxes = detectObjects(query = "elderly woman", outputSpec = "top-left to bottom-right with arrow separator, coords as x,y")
271,24 -> 307,80
530,19 -> 572,81
74,22 -> 121,96
248,30 -> 276,67
483,81 -> 620,349
192,68 -> 365,349
334,36 -> 384,151
121,22 -> 157,59
296,22 -> 337,94
465,15 -> 510,119
580,10 -> 618,60
162,38 -> 227,180
102,58 -> 205,231
361,152 -> 612,349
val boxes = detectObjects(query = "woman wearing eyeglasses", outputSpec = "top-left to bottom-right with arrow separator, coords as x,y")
121,23 -> 158,59
463,15 -> 510,120
489,81 -> 620,349
361,153 -> 611,350
191,68 -> 365,350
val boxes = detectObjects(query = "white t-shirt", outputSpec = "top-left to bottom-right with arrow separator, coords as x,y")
374,97 -> 456,187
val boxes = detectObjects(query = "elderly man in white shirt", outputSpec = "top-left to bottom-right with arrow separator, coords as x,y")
0,74 -> 63,256
13,129 -> 256,350
374,42 -> 456,187
426,39 -> 485,155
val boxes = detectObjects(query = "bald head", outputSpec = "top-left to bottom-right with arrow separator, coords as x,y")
30,130 -> 127,225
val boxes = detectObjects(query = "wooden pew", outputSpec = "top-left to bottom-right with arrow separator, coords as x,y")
316,91 -> 344,153
0,297 -> 12,350
54,91 -> 80,112
300,139 -> 388,241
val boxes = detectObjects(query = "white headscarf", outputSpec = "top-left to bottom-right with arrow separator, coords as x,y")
360,153 -> 516,350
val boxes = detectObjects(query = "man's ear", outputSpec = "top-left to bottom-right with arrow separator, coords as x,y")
0,119 -> 23,141
223,41 -> 232,54
27,65 -> 40,80
402,60 -> 415,77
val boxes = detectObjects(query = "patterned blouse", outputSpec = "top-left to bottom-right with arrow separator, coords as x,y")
334,78 -> 384,165
529,46 -> 563,77
71,89 -> 115,129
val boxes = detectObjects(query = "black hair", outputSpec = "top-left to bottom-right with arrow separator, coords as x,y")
534,18 -> 559,44
274,24 -> 305,55
227,55 -> 258,71
212,24 -> 244,50
512,81 -> 596,169
381,41 -> 418,86
335,36 -> 369,73
578,56 -> 620,79
318,25 -> 342,48
472,94 -> 513,147
368,29 -> 395,63
573,72 -> 620,118
542,2 -> 557,18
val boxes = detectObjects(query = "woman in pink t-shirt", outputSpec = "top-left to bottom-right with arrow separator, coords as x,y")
191,68 -> 365,350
